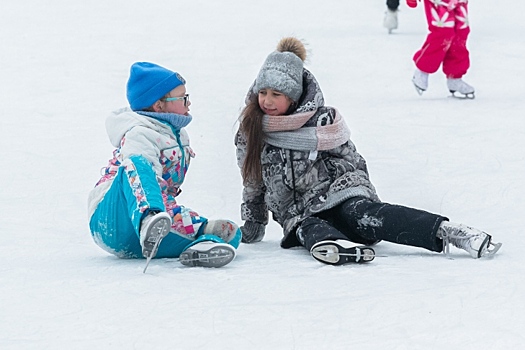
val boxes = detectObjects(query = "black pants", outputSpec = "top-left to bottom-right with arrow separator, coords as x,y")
386,0 -> 400,11
297,197 -> 446,252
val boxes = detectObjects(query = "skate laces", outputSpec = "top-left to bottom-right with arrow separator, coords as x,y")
440,223 -> 472,255
438,222 -> 493,258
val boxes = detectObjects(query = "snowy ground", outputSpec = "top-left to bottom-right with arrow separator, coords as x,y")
1,0 -> 524,349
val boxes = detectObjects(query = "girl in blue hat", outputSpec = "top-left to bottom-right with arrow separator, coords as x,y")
88,62 -> 241,272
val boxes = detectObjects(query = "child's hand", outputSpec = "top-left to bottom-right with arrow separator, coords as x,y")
240,221 -> 266,243
406,0 -> 419,8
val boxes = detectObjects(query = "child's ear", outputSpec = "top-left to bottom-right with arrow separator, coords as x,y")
152,100 -> 163,112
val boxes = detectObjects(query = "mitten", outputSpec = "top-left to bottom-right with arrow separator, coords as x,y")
202,219 -> 239,243
406,0 -> 419,8
240,221 -> 266,243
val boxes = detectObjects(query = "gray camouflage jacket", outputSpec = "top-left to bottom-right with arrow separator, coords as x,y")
235,69 -> 380,248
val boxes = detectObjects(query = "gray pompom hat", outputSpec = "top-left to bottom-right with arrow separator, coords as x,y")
254,50 -> 304,102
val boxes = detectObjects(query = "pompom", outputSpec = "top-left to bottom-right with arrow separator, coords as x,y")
276,37 -> 307,62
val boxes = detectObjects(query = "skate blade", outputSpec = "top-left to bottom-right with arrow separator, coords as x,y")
450,91 -> 475,99
413,83 -> 425,96
143,256 -> 153,274
179,246 -> 235,268
143,236 -> 164,273
483,242 -> 502,258
311,245 -> 375,265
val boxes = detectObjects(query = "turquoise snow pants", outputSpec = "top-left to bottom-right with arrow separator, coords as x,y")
89,155 -> 240,259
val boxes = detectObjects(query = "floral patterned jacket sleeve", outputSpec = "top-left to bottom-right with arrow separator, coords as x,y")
234,130 -> 269,226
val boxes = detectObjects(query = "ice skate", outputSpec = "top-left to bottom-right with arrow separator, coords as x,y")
412,68 -> 429,95
383,9 -> 398,34
179,241 -> 236,268
140,211 -> 171,273
447,78 -> 475,99
437,221 -> 502,258
310,240 -> 375,265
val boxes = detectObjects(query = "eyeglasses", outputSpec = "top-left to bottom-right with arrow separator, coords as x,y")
163,94 -> 190,107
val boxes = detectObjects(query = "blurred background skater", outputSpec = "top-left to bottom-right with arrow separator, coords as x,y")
408,0 -> 475,98
383,0 -> 400,34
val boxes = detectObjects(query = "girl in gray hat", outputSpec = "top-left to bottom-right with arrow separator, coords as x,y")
235,37 -> 501,265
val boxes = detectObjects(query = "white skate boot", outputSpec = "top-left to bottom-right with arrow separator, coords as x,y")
179,241 -> 236,268
140,211 -> 172,273
412,68 -> 429,95
310,240 -> 375,265
447,78 -> 475,99
383,9 -> 398,34
437,221 -> 502,258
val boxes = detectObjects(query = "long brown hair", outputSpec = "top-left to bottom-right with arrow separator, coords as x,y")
239,98 -> 265,184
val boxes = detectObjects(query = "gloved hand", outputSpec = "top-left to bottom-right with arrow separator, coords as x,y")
406,0 -> 419,8
240,221 -> 266,243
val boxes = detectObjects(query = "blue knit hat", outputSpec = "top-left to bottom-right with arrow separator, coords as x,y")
126,62 -> 186,111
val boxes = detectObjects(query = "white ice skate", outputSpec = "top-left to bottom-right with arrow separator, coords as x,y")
179,241 -> 236,268
310,240 -> 375,265
383,9 -> 398,34
412,68 -> 429,95
141,211 -> 171,273
437,221 -> 502,258
447,78 -> 475,99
